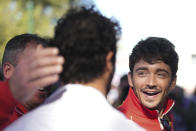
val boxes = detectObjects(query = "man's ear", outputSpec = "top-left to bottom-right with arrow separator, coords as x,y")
105,51 -> 114,73
170,77 -> 177,90
128,72 -> 133,87
3,63 -> 15,79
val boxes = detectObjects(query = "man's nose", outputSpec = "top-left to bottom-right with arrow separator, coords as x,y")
147,74 -> 157,88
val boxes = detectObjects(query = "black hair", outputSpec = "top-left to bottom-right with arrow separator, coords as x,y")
51,7 -> 121,84
2,33 -> 48,67
129,37 -> 179,80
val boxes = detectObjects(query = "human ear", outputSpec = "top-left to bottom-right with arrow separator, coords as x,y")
3,63 -> 15,79
128,72 -> 133,87
105,51 -> 114,73
170,77 -> 177,90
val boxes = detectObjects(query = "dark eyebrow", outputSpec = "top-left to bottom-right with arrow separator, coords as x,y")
135,67 -> 148,72
156,69 -> 169,74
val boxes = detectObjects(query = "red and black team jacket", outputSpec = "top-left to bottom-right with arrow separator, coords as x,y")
118,88 -> 174,131
0,80 -> 28,130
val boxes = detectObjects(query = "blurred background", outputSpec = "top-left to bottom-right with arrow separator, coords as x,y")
0,0 -> 196,95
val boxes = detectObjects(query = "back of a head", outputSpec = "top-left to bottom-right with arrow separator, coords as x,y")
2,33 -> 48,67
52,7 -> 121,84
129,37 -> 179,79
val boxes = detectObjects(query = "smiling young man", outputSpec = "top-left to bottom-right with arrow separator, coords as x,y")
118,37 -> 179,131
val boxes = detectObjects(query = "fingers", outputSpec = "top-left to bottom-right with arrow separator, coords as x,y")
29,64 -> 63,81
35,45 -> 59,57
30,74 -> 60,91
31,56 -> 64,69
29,45 -> 64,81
30,45 -> 64,71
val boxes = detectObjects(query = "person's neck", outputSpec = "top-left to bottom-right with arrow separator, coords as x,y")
80,77 -> 108,97
85,81 -> 107,97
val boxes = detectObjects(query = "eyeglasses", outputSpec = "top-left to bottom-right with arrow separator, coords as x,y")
160,115 -> 171,131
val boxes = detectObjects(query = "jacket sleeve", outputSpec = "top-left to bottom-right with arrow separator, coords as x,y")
0,80 -> 18,129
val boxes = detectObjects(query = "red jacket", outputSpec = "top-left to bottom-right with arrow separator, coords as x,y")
118,88 -> 174,131
0,80 -> 28,130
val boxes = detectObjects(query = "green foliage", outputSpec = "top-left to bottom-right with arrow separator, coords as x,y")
0,0 -> 71,63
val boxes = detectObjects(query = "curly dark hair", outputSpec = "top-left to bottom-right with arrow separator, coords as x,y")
51,7 -> 121,84
129,37 -> 179,80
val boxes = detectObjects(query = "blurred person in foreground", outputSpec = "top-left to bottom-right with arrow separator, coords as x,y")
118,37 -> 179,131
4,7 -> 145,131
0,34 -> 64,129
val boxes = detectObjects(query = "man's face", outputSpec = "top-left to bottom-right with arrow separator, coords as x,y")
128,59 -> 176,110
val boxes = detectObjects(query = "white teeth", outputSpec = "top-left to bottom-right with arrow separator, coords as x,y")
144,91 -> 158,96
